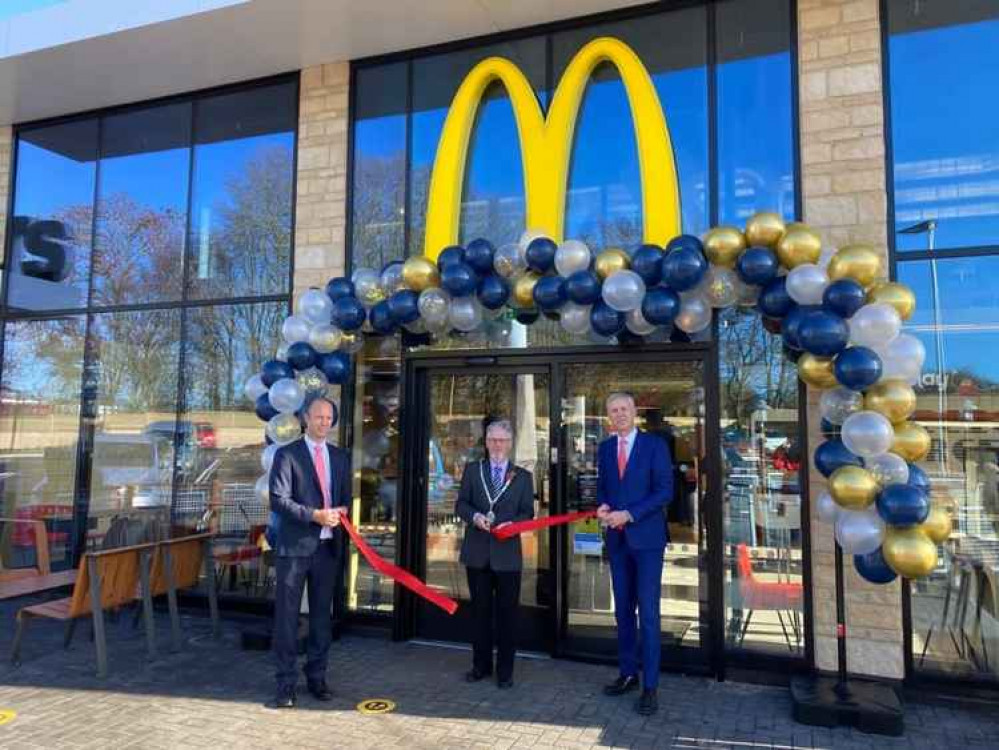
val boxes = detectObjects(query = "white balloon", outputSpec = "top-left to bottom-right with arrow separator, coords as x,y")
255,474 -> 270,503
244,374 -> 267,402
561,302 -> 592,335
281,315 -> 312,345
675,294 -> 712,334
835,509 -> 886,555
820,387 -> 865,425
817,491 -> 840,524
626,307 -> 657,336
379,262 -> 406,295
418,287 -> 451,324
448,297 -> 483,332
785,263 -> 829,306
268,377 -> 305,414
877,333 -> 925,384
841,410 -> 895,458
602,270 -> 646,313
555,240 -> 592,277
849,303 -> 901,349
309,323 -> 343,353
266,412 -> 301,445
494,242 -> 527,279
865,452 -> 910,487
261,443 -> 280,473
352,268 -> 384,306
297,288 -> 333,325
703,267 -> 740,308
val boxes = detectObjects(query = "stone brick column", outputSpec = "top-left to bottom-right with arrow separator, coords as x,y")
798,0 -> 902,679
0,127 -> 11,247
293,63 -> 350,304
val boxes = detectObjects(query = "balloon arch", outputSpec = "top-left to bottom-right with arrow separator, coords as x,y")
244,211 -> 948,585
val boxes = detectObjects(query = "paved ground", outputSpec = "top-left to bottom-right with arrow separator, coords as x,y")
0,601 -> 995,749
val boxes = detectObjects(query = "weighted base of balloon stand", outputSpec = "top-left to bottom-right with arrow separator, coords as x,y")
791,675 -> 903,737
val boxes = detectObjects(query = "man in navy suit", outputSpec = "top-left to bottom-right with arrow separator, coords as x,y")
597,392 -> 672,716
268,394 -> 350,709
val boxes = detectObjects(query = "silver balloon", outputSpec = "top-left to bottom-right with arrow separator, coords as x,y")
268,377 -> 305,414
675,294 -> 712,334
877,333 -> 925,384
281,314 -> 312,345
841,410 -> 895,458
261,443 -> 280,473
601,270 -> 646,313
266,412 -> 301,445
785,263 -> 828,306
561,302 -> 592,335
276,342 -> 290,361
866,452 -> 910,487
255,474 -> 270,503
309,323 -> 343,353
297,288 -> 333,325
425,315 -> 451,335
819,387 -> 864,425
418,287 -> 451,325
849,302 -> 901,349
835,508 -> 886,555
379,262 -> 407,295
244,374 -> 267,402
448,297 -> 483,332
352,268 -> 384,306
494,242 -> 527,279
703,267 -> 739,308
296,366 -> 329,396
626,307 -> 657,336
555,240 -> 592,277
817,490 -> 840,524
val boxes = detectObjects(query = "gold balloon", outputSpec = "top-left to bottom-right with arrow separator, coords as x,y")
703,226 -> 747,268
829,466 -> 879,510
868,282 -> 916,320
883,527 -> 938,579
744,212 -> 786,249
864,379 -> 917,424
921,507 -> 952,545
594,248 -> 630,280
798,353 -> 838,389
512,272 -> 541,308
826,244 -> 885,289
402,256 -> 440,292
776,225 -> 822,269
891,421 -> 931,462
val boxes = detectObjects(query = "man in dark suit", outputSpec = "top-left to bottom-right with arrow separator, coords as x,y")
268,394 -> 350,709
597,392 -> 672,716
455,419 -> 535,688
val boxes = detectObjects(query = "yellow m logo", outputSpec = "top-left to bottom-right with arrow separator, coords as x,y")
424,36 -> 681,259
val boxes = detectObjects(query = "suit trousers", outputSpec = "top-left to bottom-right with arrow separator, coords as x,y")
274,540 -> 342,690
466,565 -> 521,681
607,541 -> 665,689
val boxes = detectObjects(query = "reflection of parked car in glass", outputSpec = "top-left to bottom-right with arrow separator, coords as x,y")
92,433 -> 171,509
143,420 -> 215,480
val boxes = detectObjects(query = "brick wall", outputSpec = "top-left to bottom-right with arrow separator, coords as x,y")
798,0 -> 903,679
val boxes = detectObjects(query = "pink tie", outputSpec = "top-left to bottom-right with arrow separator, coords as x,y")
313,444 -> 330,509
618,436 -> 627,479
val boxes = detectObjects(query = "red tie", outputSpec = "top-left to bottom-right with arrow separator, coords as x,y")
618,435 -> 627,479
313,443 -> 330,509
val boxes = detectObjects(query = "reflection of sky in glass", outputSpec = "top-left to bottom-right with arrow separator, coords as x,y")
14,141 -> 94,218
891,18 -> 999,251
352,115 -> 406,268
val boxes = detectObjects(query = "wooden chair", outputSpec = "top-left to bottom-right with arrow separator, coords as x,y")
148,533 -> 220,652
734,543 -> 804,652
0,517 -> 51,581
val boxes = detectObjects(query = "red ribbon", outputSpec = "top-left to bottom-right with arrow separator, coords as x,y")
491,510 -> 598,541
341,517 -> 458,616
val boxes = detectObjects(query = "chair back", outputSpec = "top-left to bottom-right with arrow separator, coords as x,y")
67,543 -> 152,618
150,533 -> 212,595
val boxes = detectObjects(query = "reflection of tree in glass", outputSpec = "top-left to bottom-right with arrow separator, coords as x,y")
1,319 -> 83,405
352,149 -> 407,270
93,311 -> 178,413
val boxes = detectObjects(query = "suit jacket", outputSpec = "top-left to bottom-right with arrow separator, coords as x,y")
455,460 -> 535,572
597,430 -> 673,550
269,438 -> 350,558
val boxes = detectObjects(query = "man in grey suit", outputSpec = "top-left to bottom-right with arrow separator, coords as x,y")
268,394 -> 350,709
455,419 -> 535,688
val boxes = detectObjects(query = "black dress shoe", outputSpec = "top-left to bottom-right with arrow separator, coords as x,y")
603,674 -> 640,696
465,668 -> 492,683
497,678 -> 514,689
272,688 -> 296,709
636,689 -> 658,716
307,681 -> 333,701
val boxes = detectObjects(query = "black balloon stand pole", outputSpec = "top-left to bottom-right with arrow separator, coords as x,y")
790,538 -> 904,736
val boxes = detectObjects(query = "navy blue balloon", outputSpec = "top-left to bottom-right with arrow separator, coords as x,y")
736,246 -> 779,286
823,279 -> 867,319
590,301 -> 626,337
331,296 -> 366,331
798,309 -> 850,357
533,275 -> 568,311
907,463 -> 931,496
464,238 -> 496,276
325,276 -> 354,302
565,270 -> 602,305
630,244 -> 664,286
515,309 -> 539,325
525,237 -> 557,273
477,274 -> 510,310
854,548 -> 898,585
641,287 -> 681,326
318,351 -> 350,385
387,289 -> 420,325
255,393 -> 278,422
814,438 -> 863,478
758,277 -> 795,319
369,300 -> 398,335
834,346 -> 883,391
877,483 -> 930,527
437,245 -> 466,270
661,245 -> 707,291
440,262 -> 478,297
260,359 -> 295,387
287,342 -> 318,371
666,234 -> 705,255
781,305 -> 808,351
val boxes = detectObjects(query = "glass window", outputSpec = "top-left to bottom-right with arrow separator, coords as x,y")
888,2 -> 999,252
7,120 -> 97,312
92,103 -> 192,307
0,317 -> 84,574
187,81 -> 296,300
